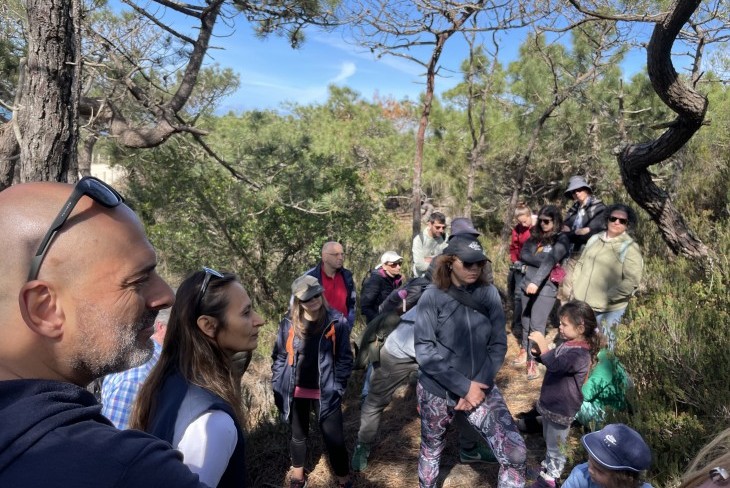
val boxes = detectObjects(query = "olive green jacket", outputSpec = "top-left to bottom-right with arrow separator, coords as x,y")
571,232 -> 643,312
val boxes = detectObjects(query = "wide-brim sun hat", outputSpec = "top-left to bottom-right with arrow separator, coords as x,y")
564,175 -> 592,198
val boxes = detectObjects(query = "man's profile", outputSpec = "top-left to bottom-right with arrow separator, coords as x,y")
0,178 -> 207,487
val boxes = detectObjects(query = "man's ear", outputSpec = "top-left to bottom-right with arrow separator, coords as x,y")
196,315 -> 218,339
18,281 -> 65,338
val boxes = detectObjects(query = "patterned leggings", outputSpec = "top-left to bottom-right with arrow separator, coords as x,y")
417,382 -> 527,488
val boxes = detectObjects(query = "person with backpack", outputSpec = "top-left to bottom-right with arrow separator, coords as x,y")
415,237 -> 527,488
412,211 -> 448,277
571,204 -> 643,350
271,275 -> 354,488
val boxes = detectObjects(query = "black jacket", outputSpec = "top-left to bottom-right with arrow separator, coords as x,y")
564,196 -> 606,252
0,379 -> 206,488
360,268 -> 403,323
520,233 -> 570,298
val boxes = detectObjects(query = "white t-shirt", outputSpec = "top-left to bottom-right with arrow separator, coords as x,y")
173,386 -> 238,488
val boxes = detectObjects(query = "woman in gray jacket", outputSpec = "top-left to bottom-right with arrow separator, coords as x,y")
415,236 -> 527,488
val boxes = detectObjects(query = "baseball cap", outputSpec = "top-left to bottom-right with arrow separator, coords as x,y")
291,275 -> 324,302
442,237 -> 487,263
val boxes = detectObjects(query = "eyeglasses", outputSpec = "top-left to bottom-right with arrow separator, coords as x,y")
608,215 -> 628,225
27,176 -> 125,281
326,252 -> 345,258
197,266 -> 224,310
301,293 -> 322,303
386,261 -> 403,267
539,218 -> 553,225
710,467 -> 729,485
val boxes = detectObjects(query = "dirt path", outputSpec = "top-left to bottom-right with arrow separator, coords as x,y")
242,330 -> 563,488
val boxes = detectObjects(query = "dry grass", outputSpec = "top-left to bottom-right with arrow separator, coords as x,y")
241,324 -> 586,487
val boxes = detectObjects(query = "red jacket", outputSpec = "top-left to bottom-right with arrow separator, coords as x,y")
510,224 -> 532,263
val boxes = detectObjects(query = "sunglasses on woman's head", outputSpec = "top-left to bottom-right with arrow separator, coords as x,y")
608,215 -> 628,225
197,267 -> 224,310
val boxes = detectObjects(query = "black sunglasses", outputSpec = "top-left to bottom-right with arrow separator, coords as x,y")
301,293 -> 322,303
27,177 -> 124,281
608,215 -> 628,225
197,267 -> 224,310
539,218 -> 553,225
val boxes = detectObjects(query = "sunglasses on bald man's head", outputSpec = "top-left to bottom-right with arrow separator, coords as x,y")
27,176 -> 124,281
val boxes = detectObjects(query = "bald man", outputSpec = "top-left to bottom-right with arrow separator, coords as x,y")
306,241 -> 356,327
0,179 -> 207,487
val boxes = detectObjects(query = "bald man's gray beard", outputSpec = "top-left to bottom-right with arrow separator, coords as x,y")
69,302 -> 157,379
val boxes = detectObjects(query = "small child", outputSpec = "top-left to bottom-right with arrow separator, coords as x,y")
562,423 -> 653,488
528,300 -> 603,488
509,203 -> 534,364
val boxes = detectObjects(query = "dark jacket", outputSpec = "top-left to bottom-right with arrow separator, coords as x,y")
306,263 -> 357,326
415,283 -> 507,404
379,274 -> 431,315
564,197 -> 606,252
520,233 -> 570,298
535,340 -> 592,426
271,309 -> 353,422
0,379 -> 206,488
360,268 -> 403,323
148,370 -> 246,488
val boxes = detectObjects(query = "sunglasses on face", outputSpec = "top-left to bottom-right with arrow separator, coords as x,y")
608,215 -> 628,225
539,218 -> 553,225
28,176 -> 125,281
386,261 -> 403,267
197,266 -> 224,310
301,293 -> 322,303
457,259 -> 486,270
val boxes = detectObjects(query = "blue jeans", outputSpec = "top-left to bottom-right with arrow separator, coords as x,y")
595,308 -> 626,350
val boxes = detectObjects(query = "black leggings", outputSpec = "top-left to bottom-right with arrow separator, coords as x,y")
290,398 -> 349,477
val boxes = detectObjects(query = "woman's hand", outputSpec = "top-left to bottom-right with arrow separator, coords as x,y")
528,331 -> 548,355
464,381 -> 489,409
525,283 -> 539,295
454,398 -> 472,411
575,227 -> 590,236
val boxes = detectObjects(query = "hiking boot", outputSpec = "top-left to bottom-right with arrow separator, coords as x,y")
290,474 -> 308,488
459,444 -> 498,464
512,348 -> 527,366
351,443 -> 371,472
527,360 -> 540,380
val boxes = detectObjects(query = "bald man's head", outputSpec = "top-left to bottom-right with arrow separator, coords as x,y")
0,180 -> 174,385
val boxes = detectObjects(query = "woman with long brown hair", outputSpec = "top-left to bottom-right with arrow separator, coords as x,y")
272,275 -> 353,488
130,268 -> 264,488
415,236 -> 527,488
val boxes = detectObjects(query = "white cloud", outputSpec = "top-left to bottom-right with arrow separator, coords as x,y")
330,61 -> 357,83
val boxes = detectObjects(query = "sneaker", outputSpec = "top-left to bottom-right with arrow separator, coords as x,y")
459,444 -> 498,464
527,360 -> 540,380
290,475 -> 308,488
512,348 -> 527,366
351,443 -> 371,472
528,472 -> 556,488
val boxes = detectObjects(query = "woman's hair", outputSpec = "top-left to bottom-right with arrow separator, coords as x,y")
604,203 -> 638,230
558,300 -> 604,365
680,428 -> 730,488
130,269 -> 243,431
431,254 -> 490,290
514,203 -> 532,219
291,294 -> 330,339
530,205 -> 563,243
